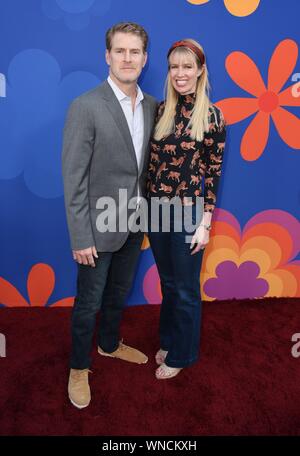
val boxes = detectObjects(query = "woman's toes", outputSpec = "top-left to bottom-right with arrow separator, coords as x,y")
155,363 -> 182,380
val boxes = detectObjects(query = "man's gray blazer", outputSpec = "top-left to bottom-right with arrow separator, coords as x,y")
62,80 -> 157,252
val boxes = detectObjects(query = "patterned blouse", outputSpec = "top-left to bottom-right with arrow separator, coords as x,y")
147,94 -> 226,213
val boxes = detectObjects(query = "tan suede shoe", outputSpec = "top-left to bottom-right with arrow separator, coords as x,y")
98,341 -> 148,364
68,368 -> 91,409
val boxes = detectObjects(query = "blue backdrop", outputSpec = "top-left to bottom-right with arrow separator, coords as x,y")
0,0 -> 299,307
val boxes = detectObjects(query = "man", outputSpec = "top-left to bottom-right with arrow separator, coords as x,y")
62,22 -> 157,409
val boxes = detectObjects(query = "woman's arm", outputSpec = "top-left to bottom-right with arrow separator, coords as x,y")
190,106 -> 226,254
203,106 -> 226,216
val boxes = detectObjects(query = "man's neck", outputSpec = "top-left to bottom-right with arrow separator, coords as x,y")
109,73 -> 137,99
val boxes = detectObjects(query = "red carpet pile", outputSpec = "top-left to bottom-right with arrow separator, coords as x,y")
0,298 -> 300,435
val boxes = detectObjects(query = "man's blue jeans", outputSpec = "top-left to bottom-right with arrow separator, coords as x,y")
148,202 -> 204,368
70,231 -> 143,369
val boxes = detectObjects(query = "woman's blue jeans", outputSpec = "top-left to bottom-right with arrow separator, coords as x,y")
148,201 -> 204,368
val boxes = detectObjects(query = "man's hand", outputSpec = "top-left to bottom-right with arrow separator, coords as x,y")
72,246 -> 98,267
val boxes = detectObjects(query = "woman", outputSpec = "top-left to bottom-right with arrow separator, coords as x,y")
147,39 -> 226,379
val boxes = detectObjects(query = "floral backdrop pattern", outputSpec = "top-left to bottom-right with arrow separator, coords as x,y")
0,0 -> 299,306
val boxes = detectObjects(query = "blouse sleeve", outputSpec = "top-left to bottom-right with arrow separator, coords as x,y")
203,106 -> 226,213
156,101 -> 165,122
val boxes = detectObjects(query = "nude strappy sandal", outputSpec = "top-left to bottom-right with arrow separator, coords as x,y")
155,363 -> 182,380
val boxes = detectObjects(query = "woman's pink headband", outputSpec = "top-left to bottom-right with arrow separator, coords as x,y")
167,40 -> 205,66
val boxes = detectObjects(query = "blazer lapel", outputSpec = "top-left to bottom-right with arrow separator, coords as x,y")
100,81 -> 138,171
139,97 -> 151,176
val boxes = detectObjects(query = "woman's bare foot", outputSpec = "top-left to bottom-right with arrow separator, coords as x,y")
155,349 -> 168,365
155,363 -> 182,380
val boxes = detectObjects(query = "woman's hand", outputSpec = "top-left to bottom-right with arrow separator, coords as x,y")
190,225 -> 210,255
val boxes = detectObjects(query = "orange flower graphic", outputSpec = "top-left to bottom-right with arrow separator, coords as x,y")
0,263 -> 74,307
216,39 -> 300,161
187,0 -> 261,17
201,209 -> 300,301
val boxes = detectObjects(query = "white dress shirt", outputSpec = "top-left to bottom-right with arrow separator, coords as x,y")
107,76 -> 144,202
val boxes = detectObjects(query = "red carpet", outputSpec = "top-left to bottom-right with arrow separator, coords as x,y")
0,298 -> 300,436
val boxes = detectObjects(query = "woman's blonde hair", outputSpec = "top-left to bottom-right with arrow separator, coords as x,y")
154,39 -> 211,142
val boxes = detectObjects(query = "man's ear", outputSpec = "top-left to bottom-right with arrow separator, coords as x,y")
143,52 -> 148,68
105,49 -> 110,66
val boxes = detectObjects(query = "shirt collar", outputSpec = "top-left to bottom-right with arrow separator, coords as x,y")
107,76 -> 144,104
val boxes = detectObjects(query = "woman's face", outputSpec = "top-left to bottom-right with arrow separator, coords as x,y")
169,50 -> 202,96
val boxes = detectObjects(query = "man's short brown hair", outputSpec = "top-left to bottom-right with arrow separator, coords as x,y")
106,22 -> 148,53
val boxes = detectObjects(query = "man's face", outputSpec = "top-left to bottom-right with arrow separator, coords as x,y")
106,32 -> 147,85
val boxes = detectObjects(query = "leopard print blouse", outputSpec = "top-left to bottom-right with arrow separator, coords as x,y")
147,93 -> 226,213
